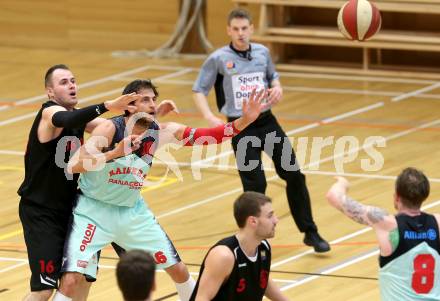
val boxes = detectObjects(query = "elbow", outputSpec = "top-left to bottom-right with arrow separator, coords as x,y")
326,190 -> 340,208
193,91 -> 207,99
325,190 -> 334,202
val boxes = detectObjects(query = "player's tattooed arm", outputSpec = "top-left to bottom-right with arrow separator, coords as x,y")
367,206 -> 389,224
339,196 -> 368,225
327,177 -> 389,226
340,196 -> 389,226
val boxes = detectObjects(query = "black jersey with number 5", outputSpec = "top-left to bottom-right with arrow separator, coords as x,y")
190,235 -> 271,301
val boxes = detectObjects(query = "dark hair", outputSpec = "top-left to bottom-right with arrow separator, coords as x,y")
122,79 -> 159,117
227,8 -> 252,25
116,250 -> 156,301
122,79 -> 159,97
233,191 -> 272,228
395,167 -> 430,209
44,64 -> 70,88
134,116 -> 153,129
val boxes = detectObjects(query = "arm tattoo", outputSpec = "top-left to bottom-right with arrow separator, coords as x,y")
367,207 -> 388,224
342,197 -> 369,225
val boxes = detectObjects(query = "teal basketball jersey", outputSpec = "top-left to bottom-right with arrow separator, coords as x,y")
78,154 -> 150,207
380,242 -> 440,300
379,213 -> 440,300
78,115 -> 158,207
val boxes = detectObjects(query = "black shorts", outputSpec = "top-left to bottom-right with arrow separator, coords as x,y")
19,199 -> 126,291
19,199 -> 71,291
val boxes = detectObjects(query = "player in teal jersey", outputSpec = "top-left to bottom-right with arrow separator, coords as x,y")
52,79 -> 267,301
326,168 -> 440,300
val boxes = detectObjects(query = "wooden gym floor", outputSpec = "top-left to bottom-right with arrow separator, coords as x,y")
0,46 -> 439,300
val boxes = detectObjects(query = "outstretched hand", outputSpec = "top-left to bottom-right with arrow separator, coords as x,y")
104,93 -> 138,113
241,88 -> 269,124
156,99 -> 179,117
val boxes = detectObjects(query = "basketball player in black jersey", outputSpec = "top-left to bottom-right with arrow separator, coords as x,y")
17,64 -> 146,301
326,168 -> 440,299
190,191 -> 289,301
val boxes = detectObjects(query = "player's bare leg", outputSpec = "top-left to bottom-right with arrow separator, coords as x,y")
22,290 -> 53,301
165,262 -> 195,301
72,277 -> 92,301
52,272 -> 83,301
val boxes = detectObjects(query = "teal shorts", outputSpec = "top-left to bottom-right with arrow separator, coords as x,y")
62,195 -> 180,279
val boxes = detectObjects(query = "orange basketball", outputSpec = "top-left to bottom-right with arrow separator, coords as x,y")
337,0 -> 382,41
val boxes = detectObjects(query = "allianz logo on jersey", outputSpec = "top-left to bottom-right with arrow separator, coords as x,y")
404,229 -> 437,240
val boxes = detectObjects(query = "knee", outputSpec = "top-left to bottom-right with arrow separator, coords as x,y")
165,262 -> 190,283
59,272 -> 83,297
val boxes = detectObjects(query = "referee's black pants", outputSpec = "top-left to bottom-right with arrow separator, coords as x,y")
229,112 -> 318,233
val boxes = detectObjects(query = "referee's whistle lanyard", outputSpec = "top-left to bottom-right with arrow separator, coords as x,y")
229,42 -> 252,61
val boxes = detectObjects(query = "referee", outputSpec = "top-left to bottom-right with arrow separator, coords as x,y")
192,8 -> 330,253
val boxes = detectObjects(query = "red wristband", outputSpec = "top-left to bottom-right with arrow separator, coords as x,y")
183,122 -> 240,146
228,121 -> 241,135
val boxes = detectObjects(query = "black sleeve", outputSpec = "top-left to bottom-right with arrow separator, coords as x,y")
51,103 -> 108,128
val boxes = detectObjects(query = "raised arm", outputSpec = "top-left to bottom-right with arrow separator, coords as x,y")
326,177 -> 400,256
39,93 -> 139,142
194,246 -> 234,301
326,177 -> 394,228
167,89 -> 266,145
84,93 -> 140,132
50,93 -> 138,129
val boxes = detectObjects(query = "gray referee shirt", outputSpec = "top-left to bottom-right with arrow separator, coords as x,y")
193,43 -> 279,118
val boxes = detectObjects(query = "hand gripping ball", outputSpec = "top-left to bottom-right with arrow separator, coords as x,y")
337,0 -> 382,41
